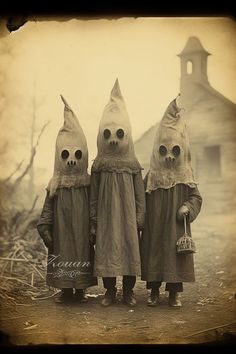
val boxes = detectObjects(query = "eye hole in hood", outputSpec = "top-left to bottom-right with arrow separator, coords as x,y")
159,145 -> 167,156
75,150 -> 82,159
61,149 -> 69,159
172,145 -> 181,157
116,128 -> 124,139
103,129 -> 111,139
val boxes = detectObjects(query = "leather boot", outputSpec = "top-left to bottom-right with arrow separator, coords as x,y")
74,289 -> 88,303
55,288 -> 74,304
168,292 -> 182,308
123,290 -> 137,307
147,289 -> 159,307
101,289 -> 116,307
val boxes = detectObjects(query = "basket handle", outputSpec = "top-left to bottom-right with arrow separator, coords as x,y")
184,214 -> 187,234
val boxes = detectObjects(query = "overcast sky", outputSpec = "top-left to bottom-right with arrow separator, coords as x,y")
1,17 -> 236,186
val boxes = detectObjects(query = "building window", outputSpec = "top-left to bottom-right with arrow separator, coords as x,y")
187,60 -> 193,74
204,145 -> 221,178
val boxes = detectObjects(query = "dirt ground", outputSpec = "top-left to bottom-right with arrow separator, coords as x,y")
0,210 -> 236,345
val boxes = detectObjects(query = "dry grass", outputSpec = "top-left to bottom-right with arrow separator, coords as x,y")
0,206 -> 58,305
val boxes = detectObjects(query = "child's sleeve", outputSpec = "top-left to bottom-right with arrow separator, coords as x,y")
133,171 -> 146,230
89,172 -> 100,227
37,192 -> 54,247
37,191 -> 54,230
183,186 -> 203,223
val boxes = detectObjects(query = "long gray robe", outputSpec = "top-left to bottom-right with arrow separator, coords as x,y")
140,183 -> 202,283
90,171 -> 145,277
38,187 -> 97,289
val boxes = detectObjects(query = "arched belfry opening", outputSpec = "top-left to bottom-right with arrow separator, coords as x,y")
187,60 -> 193,74
178,36 -> 211,88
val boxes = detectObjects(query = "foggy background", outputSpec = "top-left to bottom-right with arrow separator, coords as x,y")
0,17 -> 236,208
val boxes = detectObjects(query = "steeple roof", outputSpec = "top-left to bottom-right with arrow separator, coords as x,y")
178,36 -> 210,56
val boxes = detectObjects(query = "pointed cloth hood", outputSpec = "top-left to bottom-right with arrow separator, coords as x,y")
92,79 -> 142,174
146,94 -> 197,193
47,95 -> 90,197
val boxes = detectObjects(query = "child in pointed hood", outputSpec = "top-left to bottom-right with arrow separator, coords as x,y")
37,95 -> 97,303
140,95 -> 202,308
90,79 -> 145,307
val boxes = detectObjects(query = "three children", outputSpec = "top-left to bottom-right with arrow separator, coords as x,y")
37,89 -> 202,308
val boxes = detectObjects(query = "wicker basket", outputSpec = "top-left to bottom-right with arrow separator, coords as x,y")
176,215 -> 196,254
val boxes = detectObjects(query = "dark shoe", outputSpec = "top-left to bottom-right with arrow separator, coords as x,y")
168,292 -> 182,308
74,289 -> 88,303
55,289 -> 74,304
123,291 -> 137,307
147,290 -> 159,307
101,290 -> 116,307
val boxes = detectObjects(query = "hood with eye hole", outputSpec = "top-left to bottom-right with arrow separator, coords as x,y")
61,149 -> 83,160
93,79 -> 141,170
93,125 -> 141,172
147,136 -> 196,190
159,145 -> 181,157
47,95 -> 90,199
146,96 -> 196,191
103,128 -> 125,140
93,124 -> 142,172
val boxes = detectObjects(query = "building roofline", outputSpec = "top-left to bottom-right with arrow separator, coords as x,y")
177,51 -> 211,57
199,82 -> 236,110
178,36 -> 211,57
134,124 -> 157,144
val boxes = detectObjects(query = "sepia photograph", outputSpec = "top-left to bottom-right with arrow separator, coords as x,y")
0,16 -> 235,346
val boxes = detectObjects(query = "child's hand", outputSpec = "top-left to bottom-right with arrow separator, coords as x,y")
137,229 -> 142,240
136,213 -> 145,231
43,230 -> 53,248
89,224 -> 96,245
90,224 -> 96,236
89,233 -> 96,246
37,224 -> 52,248
137,224 -> 144,232
177,205 -> 189,220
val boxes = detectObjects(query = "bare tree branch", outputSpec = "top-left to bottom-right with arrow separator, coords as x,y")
3,160 -> 25,183
35,121 -> 50,147
28,91 -> 37,197
13,121 -> 50,187
0,121 -> 50,200
29,195 -> 39,213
